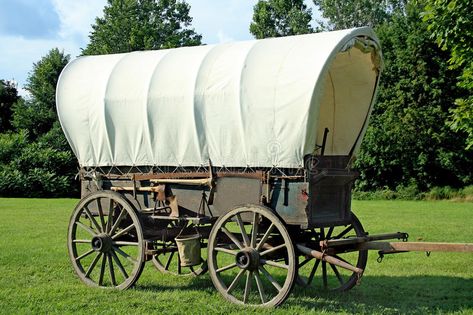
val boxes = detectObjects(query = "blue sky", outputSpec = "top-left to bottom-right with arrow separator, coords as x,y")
0,0 -> 319,95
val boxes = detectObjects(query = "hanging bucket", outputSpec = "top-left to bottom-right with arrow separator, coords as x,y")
175,233 -> 201,267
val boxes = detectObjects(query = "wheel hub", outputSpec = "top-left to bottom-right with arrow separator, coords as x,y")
235,248 -> 260,271
91,233 -> 112,253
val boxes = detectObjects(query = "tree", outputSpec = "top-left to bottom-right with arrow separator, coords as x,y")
354,2 -> 472,191
0,80 -> 19,132
0,48 -> 77,197
250,0 -> 314,39
313,0 -> 406,30
83,0 -> 202,55
423,0 -> 473,149
12,48 -> 70,139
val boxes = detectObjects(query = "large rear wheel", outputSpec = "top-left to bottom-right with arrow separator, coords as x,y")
208,205 -> 296,307
67,191 -> 145,290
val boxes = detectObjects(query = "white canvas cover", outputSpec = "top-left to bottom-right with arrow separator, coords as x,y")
56,27 -> 382,168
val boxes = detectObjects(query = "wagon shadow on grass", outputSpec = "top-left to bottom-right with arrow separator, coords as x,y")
136,274 -> 473,312
291,275 -> 473,314
136,275 -> 216,294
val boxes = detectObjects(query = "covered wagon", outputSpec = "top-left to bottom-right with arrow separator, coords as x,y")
57,27 -> 392,306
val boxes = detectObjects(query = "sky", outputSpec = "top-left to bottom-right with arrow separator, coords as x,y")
0,0 -> 319,95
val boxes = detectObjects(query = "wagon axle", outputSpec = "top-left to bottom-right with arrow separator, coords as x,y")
235,248 -> 260,271
91,234 -> 112,253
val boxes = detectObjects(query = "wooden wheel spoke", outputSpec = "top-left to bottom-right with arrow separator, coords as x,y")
260,243 -> 286,256
329,263 -> 344,285
112,241 -> 139,246
83,206 -> 103,234
326,226 -> 335,239
221,226 -> 244,250
260,259 -> 289,270
164,251 -> 175,271
334,225 -> 354,239
254,271 -> 266,304
109,208 -> 126,236
256,223 -> 274,251
85,252 -> 102,278
177,254 -> 182,274
111,250 -> 128,279
75,248 -> 95,261
108,253 -> 117,286
259,265 -> 282,291
75,221 -> 97,237
226,269 -> 245,294
243,271 -> 252,304
251,212 -> 259,248
113,246 -> 137,264
298,256 -> 313,269
322,261 -> 328,289
96,198 -> 106,232
106,199 -> 115,234
111,224 -> 135,240
216,262 -> 237,273
307,259 -> 320,285
214,247 -> 237,256
98,254 -> 107,286
73,239 -> 92,244
235,213 -> 250,247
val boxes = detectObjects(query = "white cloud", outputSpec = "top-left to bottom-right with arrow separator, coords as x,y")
217,30 -> 235,43
52,0 -> 107,49
0,0 -> 106,96
188,0 -> 255,44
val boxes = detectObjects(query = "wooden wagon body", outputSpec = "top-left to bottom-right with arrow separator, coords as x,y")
57,27 -> 471,307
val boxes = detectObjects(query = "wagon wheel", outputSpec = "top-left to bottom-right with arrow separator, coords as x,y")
208,205 -> 296,307
151,221 -> 208,276
67,191 -> 145,290
296,212 -> 367,291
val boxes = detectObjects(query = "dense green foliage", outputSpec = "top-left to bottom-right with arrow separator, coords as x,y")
0,49 -> 77,197
423,0 -> 473,149
1,198 -> 472,313
83,0 -> 201,55
12,48 -> 69,139
355,2 -> 472,191
313,0 -> 406,29
303,0 -> 473,191
0,80 -> 19,132
250,0 -> 314,39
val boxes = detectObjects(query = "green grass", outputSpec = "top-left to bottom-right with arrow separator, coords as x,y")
0,198 -> 472,314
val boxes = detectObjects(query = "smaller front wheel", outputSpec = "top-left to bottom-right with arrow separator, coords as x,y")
208,205 -> 296,307
296,212 -> 368,291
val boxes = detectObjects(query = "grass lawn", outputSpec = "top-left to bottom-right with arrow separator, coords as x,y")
0,198 -> 472,314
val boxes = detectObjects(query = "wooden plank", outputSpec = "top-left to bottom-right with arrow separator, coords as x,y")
358,241 -> 473,253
